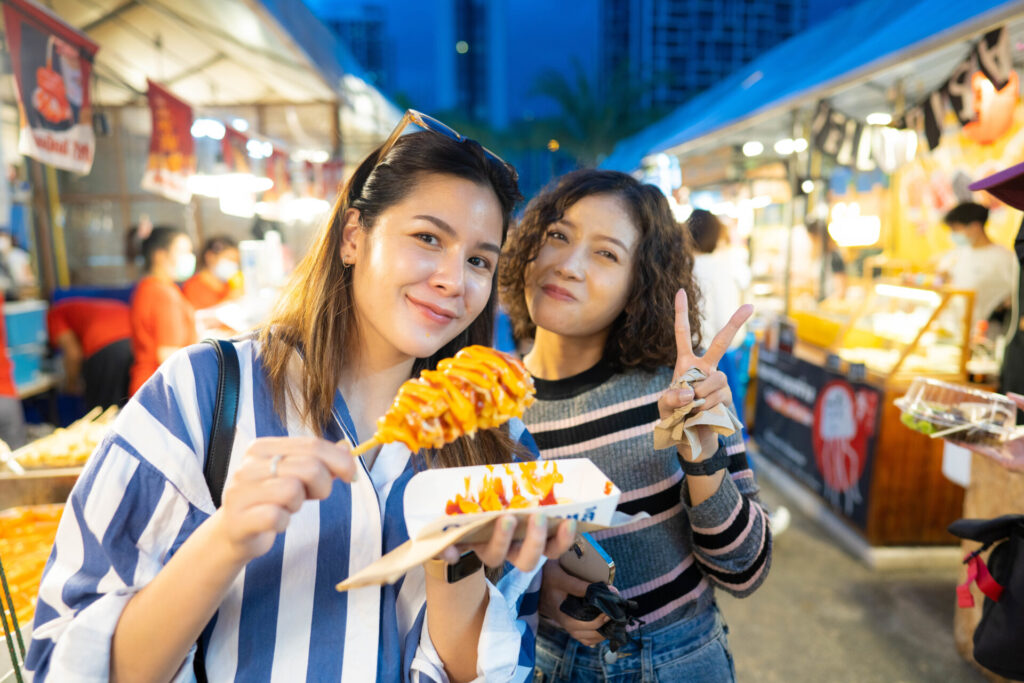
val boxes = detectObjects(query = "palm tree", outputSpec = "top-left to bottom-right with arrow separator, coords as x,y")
531,60 -> 670,167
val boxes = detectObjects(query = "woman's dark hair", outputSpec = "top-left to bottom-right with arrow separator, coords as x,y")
687,209 -> 722,254
200,235 -> 238,268
140,226 -> 187,272
260,131 -> 522,468
499,169 -> 702,371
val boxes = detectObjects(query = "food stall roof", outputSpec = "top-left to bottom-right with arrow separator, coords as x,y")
41,0 -> 397,111
601,0 -> 1024,171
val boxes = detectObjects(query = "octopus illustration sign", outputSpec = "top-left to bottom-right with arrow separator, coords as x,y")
2,0 -> 99,173
754,349 -> 881,528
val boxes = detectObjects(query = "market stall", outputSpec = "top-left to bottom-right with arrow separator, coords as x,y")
603,1 -> 1024,547
0,3 -> 401,677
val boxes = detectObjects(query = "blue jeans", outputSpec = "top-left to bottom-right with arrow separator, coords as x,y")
534,606 -> 735,682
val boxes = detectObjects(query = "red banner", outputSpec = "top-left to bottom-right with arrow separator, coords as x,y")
2,0 -> 99,173
222,126 -> 251,174
262,147 -> 292,203
302,159 -> 345,200
141,80 -> 195,203
322,161 -> 344,200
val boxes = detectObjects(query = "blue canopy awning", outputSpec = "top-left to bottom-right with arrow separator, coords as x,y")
601,0 -> 1022,172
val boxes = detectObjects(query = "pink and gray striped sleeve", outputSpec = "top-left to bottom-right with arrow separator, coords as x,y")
681,432 -> 772,598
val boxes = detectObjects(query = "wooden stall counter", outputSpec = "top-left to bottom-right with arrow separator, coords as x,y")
752,342 -> 964,546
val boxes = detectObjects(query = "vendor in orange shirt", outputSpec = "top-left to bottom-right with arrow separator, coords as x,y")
129,227 -> 197,394
182,235 -> 241,310
47,298 -> 132,409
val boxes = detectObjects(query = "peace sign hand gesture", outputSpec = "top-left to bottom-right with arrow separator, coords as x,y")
657,289 -> 754,460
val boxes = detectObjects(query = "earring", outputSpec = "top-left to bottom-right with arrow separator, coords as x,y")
342,256 -> 353,269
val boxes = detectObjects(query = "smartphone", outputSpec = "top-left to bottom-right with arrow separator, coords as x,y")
558,531 -> 615,584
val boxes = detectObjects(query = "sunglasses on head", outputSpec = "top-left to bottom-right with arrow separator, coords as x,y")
372,109 -> 518,182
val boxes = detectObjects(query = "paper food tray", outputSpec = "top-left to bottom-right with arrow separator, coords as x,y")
336,458 -> 621,591
404,457 -> 620,544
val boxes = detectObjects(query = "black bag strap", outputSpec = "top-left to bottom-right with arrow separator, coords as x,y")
194,338 -> 241,683
202,338 -> 241,509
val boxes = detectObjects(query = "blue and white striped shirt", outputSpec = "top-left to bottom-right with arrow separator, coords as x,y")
26,339 -> 543,682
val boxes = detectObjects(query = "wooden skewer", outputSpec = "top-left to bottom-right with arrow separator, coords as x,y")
350,438 -> 380,456
0,449 -> 24,475
929,422 -> 973,439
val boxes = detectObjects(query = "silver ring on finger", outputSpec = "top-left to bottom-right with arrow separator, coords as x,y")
269,453 -> 285,478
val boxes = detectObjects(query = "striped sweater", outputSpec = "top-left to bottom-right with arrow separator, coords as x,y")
523,360 -> 771,633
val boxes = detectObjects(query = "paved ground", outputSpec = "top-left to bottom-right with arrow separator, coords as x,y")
719,478 -> 986,682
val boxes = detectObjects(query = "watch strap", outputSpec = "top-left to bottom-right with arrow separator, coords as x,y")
678,444 -> 731,477
424,551 -> 482,583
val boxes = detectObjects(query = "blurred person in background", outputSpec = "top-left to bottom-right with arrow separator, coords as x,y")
183,235 -> 242,310
938,202 -> 1015,334
688,210 -> 755,425
804,218 -> 848,300
0,307 -> 26,448
47,298 -> 132,409
687,210 -> 745,350
129,226 -> 197,394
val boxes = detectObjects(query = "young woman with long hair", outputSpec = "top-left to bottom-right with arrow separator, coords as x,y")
500,170 -> 771,682
27,116 -> 575,683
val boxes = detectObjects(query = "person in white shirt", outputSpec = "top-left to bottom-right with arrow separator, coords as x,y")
687,210 -> 747,348
938,202 -> 1016,331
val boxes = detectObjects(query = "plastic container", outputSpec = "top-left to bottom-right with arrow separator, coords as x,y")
895,378 -> 1019,445
8,343 -> 45,387
3,300 -> 48,347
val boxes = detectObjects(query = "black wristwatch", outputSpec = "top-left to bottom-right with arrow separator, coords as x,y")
425,551 -> 483,583
678,444 -> 731,477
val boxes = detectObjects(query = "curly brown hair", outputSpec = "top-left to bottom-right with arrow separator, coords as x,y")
499,169 -> 702,371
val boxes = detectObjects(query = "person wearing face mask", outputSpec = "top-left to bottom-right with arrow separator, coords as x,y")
182,235 -> 242,310
938,202 -> 1016,330
128,226 -> 198,394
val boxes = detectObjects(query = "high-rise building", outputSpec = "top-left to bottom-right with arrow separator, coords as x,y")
602,0 -> 810,110
322,5 -> 388,86
307,0 -> 596,130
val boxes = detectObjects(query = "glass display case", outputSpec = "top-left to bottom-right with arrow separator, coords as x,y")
790,281 -> 974,383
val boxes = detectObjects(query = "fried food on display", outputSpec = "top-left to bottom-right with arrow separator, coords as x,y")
352,346 -> 535,455
12,405 -> 119,470
0,504 -> 64,625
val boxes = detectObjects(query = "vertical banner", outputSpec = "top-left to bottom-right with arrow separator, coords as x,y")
221,126 -> 251,174
321,161 -> 344,200
2,0 -> 99,173
752,348 -> 882,528
141,80 -> 195,203
262,148 -> 292,203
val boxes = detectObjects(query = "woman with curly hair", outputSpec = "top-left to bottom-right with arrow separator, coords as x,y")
499,170 -> 771,682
